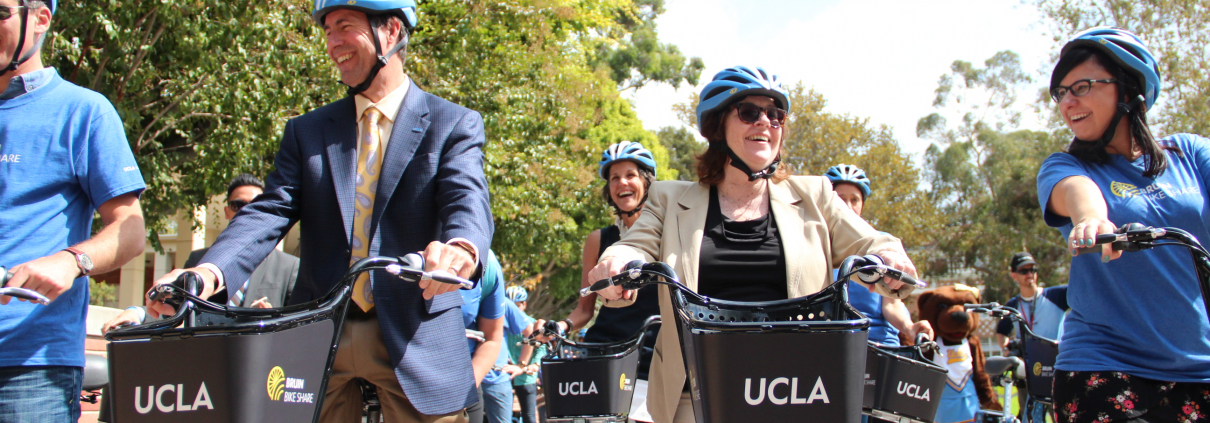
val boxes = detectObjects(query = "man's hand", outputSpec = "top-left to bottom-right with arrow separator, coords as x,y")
102,308 -> 144,334
145,268 -> 218,318
502,364 -> 523,379
247,297 -> 272,309
419,240 -> 476,300
527,318 -> 571,343
1,251 -> 81,305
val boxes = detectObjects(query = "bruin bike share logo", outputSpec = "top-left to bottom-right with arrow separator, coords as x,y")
558,381 -> 599,396
895,381 -> 931,401
743,377 -> 830,406
133,382 -> 214,414
619,373 -> 634,392
267,366 -> 315,404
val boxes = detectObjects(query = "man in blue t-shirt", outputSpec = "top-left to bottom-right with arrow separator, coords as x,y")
462,251 -> 529,423
0,1 -> 147,421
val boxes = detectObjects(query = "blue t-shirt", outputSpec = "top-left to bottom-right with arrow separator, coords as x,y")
0,69 -> 146,368
1037,133 -> 1210,382
836,269 -> 899,345
460,251 -> 521,386
995,286 -> 1069,341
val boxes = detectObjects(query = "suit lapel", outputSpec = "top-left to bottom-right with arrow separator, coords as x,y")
675,184 -> 709,292
325,98 -> 359,244
373,83 -> 431,227
769,181 -> 807,298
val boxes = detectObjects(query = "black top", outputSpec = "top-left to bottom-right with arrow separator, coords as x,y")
584,224 -> 661,380
697,186 -> 788,302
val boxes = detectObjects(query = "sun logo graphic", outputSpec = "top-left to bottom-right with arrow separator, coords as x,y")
1033,362 -> 1043,377
267,366 -> 286,401
1111,181 -> 1139,198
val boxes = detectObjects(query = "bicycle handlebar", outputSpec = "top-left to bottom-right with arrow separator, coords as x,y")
1074,223 -> 1169,256
579,256 -> 925,300
0,266 -> 53,305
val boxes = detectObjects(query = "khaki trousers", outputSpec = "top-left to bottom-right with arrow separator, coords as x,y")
319,311 -> 467,423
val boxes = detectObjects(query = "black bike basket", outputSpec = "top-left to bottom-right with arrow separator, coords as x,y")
863,342 -> 946,422
672,280 -> 870,423
1022,330 -> 1059,400
105,285 -> 354,423
541,319 -> 657,422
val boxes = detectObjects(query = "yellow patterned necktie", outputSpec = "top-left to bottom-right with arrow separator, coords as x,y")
351,107 -> 383,312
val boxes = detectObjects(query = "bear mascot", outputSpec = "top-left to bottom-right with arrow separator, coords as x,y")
916,284 -> 1001,423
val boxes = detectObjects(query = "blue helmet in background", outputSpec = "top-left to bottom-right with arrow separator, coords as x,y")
695,66 -> 790,132
313,0 -> 418,28
825,164 -> 871,199
1053,27 -> 1161,111
506,286 -> 528,303
599,141 -> 657,180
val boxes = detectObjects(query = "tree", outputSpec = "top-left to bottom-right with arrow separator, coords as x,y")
48,0 -> 699,319
587,0 -> 705,91
918,52 -> 1070,302
655,126 -> 702,181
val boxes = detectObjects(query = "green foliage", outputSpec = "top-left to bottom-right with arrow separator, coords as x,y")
655,126 -> 703,181
48,0 -> 341,250
1033,0 -> 1210,136
920,51 -> 1070,303
47,0 -> 698,320
776,84 -> 940,257
89,278 -> 117,306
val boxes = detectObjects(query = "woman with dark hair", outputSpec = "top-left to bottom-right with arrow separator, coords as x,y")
533,140 -> 662,422
1038,27 -> 1210,422
587,66 -> 920,423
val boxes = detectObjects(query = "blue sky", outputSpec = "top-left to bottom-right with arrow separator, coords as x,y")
626,0 -> 1058,161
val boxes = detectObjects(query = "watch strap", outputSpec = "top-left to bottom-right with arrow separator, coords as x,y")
63,247 -> 91,276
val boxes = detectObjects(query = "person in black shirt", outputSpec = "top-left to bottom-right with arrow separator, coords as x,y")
533,140 -> 661,422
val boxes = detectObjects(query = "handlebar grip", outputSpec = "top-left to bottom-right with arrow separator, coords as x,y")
882,268 -> 927,288
0,287 -> 49,305
427,270 -> 475,289
0,266 -> 8,286
1075,233 -> 1124,255
579,278 -> 615,297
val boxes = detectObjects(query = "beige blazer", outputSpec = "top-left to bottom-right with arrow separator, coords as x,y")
598,176 -> 910,423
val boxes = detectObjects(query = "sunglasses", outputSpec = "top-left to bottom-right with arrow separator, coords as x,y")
1014,267 -> 1039,275
1050,78 -> 1115,103
0,5 -> 25,21
732,103 -> 787,128
227,199 -> 249,212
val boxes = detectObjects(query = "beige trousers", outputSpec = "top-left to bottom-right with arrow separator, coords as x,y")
319,312 -> 467,423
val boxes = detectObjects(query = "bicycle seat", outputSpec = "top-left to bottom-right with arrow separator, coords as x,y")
983,356 -> 1022,376
82,353 -> 109,391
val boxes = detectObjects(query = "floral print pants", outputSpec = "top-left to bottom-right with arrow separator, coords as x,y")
1055,370 -> 1210,422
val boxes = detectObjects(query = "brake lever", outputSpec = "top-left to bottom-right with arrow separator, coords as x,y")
0,287 -> 49,305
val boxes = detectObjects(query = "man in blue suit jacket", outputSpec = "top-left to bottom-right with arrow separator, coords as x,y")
147,1 -> 491,422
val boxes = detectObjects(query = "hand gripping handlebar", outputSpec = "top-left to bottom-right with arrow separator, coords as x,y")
0,266 -> 52,305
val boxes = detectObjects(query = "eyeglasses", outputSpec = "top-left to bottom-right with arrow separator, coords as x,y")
1050,79 -> 1115,103
1014,267 -> 1039,275
0,6 -> 26,21
732,103 -> 786,128
227,200 -> 249,212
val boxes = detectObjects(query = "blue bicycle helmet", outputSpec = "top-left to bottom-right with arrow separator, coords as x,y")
598,141 -> 657,180
825,164 -> 871,199
506,286 -> 528,303
313,0 -> 418,28
695,66 -> 790,130
1053,27 -> 1161,112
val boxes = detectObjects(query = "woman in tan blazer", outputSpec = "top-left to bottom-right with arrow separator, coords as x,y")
588,66 -> 919,423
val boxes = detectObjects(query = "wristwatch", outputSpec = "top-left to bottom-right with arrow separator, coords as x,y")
63,247 -> 94,276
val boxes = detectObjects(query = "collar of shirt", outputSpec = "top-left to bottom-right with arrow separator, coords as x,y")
0,67 -> 56,101
353,75 -> 410,151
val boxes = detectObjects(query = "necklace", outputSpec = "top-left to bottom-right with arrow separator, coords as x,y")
719,180 -> 767,221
